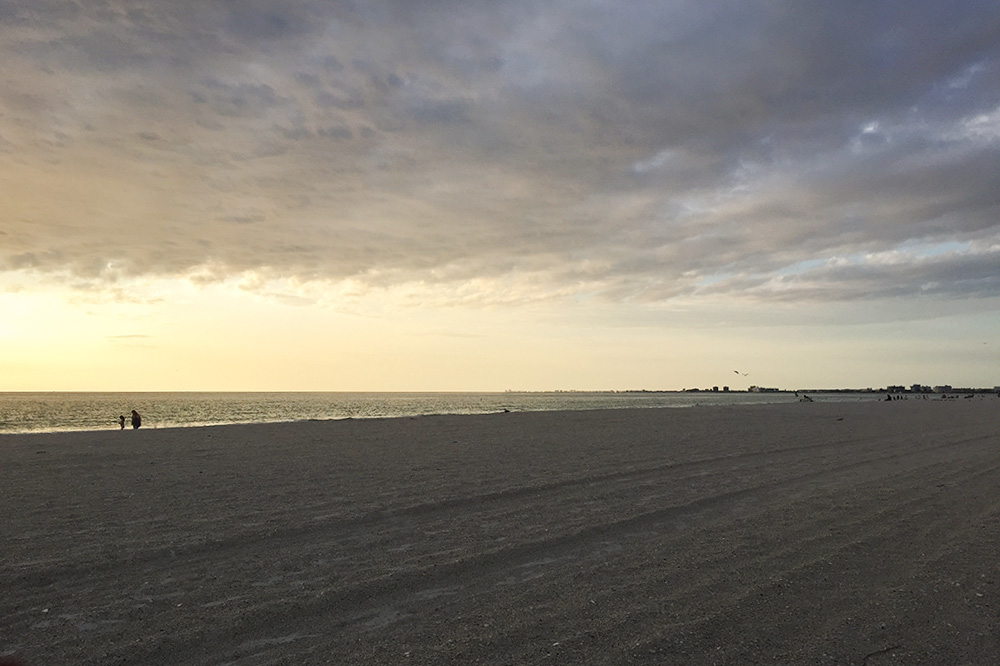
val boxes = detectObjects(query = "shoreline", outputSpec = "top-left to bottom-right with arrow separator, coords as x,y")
0,391 -> 917,436
4,401 -> 999,664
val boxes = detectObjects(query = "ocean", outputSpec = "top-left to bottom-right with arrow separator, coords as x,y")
0,391 -> 880,434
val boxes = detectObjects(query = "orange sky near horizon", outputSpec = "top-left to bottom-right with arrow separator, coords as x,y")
3,1 -> 999,391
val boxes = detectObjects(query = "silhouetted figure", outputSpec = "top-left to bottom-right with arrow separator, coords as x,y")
131,410 -> 141,430
119,415 -> 126,430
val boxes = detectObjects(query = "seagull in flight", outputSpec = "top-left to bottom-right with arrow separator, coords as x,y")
734,370 -> 748,376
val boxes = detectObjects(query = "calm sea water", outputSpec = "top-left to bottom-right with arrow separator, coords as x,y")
0,391 -> 880,434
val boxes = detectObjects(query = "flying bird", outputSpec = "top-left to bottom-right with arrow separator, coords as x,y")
734,370 -> 748,376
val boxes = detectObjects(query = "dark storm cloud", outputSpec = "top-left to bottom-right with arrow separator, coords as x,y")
1,0 -> 999,307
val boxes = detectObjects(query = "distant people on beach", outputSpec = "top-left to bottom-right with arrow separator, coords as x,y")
119,415 -> 126,430
131,410 -> 142,429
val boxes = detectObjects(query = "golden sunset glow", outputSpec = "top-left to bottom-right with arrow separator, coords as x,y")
2,2 -> 999,391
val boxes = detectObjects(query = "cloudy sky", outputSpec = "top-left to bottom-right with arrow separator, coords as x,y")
2,0 -> 999,391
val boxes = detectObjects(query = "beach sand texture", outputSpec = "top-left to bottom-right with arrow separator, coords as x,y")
3,401 -> 999,665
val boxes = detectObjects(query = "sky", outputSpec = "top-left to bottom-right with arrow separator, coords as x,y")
2,0 -> 999,392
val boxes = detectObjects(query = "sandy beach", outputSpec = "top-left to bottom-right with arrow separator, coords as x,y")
3,400 -> 999,665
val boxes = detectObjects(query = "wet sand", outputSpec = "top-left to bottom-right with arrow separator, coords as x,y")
3,400 -> 999,665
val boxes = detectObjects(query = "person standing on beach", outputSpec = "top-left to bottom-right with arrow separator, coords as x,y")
131,410 -> 142,429
119,415 -> 125,430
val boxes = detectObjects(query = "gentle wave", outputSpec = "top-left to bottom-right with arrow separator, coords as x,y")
0,391 -> 879,434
